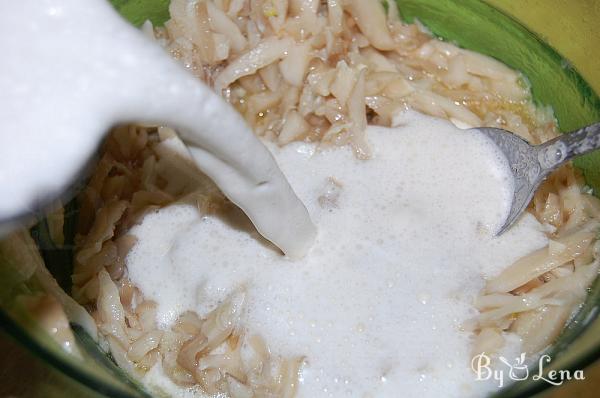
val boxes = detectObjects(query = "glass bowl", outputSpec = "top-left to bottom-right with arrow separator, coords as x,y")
1,1 -> 599,397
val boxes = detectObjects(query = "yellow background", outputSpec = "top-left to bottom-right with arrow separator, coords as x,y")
487,0 -> 600,94
1,1 -> 599,397
484,3 -> 600,395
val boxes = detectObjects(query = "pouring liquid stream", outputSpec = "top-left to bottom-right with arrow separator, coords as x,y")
0,0 -> 316,258
0,3 -> 560,397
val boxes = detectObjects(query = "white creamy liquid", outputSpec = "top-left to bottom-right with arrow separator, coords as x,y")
127,112 -> 549,398
0,0 -> 315,257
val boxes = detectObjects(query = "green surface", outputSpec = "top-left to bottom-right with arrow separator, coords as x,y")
394,0 -> 600,193
108,0 -> 600,192
1,1 -> 599,398
487,0 -> 600,95
393,3 -> 600,396
110,0 -> 170,27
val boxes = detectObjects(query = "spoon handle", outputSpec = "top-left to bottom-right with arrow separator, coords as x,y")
537,122 -> 600,170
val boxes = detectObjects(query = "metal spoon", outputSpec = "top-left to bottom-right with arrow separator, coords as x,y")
474,122 -> 600,235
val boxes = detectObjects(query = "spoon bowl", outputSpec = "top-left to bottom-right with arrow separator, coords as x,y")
474,122 -> 600,234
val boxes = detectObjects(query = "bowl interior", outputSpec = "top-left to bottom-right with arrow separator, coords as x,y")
1,1 -> 599,397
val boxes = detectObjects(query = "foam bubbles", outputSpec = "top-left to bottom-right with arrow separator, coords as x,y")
128,112 -> 548,397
